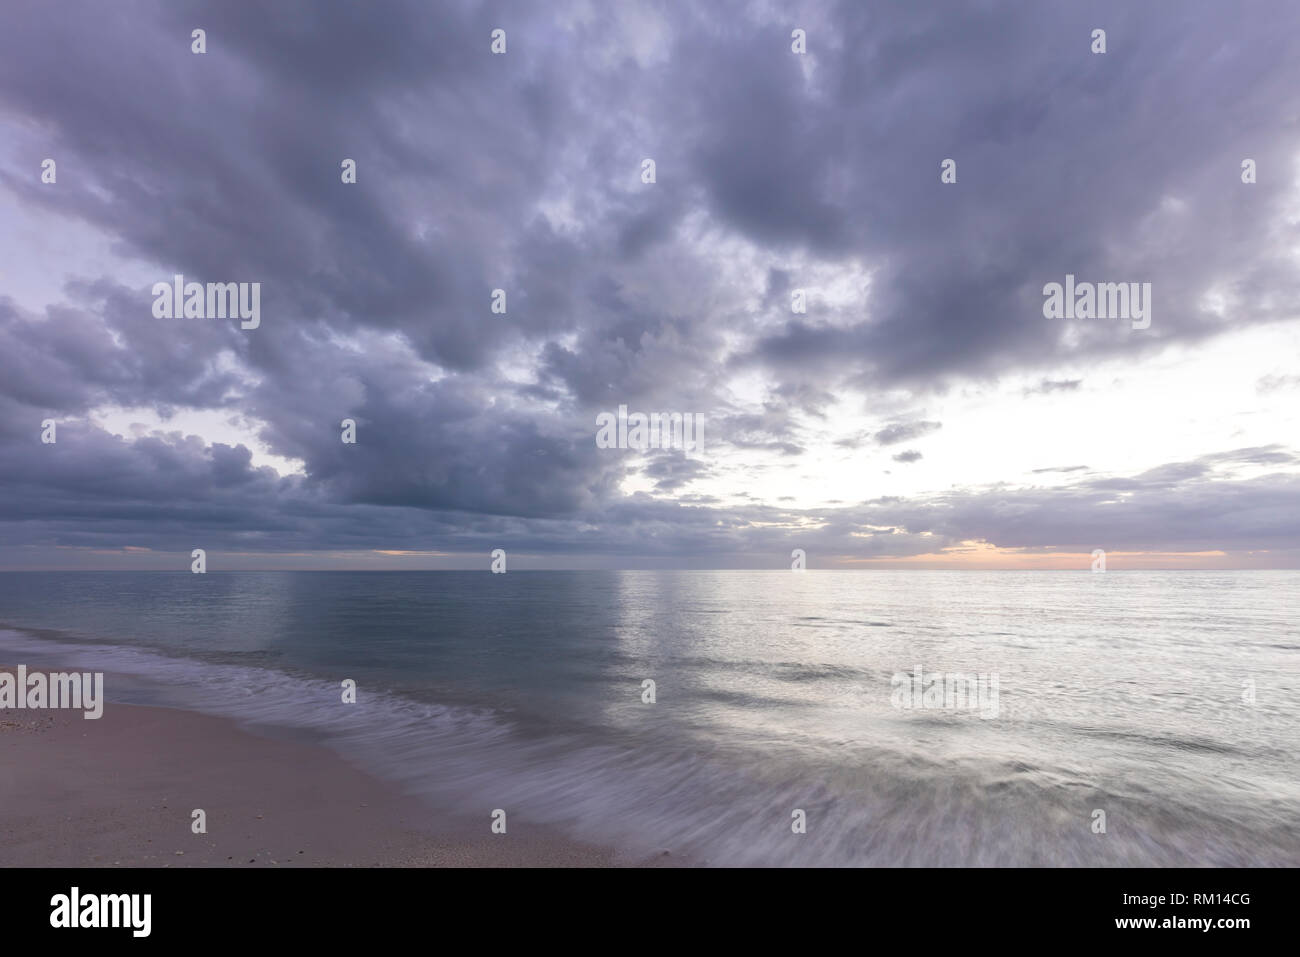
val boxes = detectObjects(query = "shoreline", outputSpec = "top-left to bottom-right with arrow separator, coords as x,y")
0,666 -> 678,868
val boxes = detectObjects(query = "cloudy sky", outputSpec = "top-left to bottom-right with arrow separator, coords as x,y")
1,0 -> 1298,570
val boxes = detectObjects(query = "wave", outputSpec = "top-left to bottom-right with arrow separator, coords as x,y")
3,625 -> 1298,866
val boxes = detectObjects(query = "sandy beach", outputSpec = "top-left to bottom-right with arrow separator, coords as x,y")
0,666 -> 673,868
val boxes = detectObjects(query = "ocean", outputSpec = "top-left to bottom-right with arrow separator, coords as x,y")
2,570 -> 1296,866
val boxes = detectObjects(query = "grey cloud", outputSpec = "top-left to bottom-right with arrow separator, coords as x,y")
0,0 -> 1297,566
874,421 -> 942,446
1025,379 -> 1082,395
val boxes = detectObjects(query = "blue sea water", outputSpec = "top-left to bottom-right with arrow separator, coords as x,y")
1,570 -> 1297,866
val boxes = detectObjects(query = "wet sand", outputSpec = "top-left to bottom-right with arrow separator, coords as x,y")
0,667 -> 673,867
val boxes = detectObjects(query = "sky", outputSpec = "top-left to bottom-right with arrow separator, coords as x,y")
0,0 -> 1298,570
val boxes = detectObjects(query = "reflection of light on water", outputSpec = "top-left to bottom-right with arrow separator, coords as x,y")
2,569 -> 1298,866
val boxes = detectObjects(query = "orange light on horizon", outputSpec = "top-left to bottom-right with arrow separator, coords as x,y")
836,541 -> 1245,569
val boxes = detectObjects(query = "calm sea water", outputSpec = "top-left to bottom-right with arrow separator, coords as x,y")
2,570 -> 1297,866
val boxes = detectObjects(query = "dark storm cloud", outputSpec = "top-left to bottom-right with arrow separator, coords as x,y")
5,431 -> 1293,566
717,0 -> 1300,388
0,0 -> 1297,564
